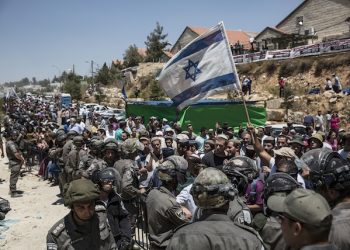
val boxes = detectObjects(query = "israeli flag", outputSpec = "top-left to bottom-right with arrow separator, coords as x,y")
158,22 -> 239,110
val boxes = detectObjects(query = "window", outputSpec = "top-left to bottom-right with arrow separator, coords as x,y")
296,16 -> 304,26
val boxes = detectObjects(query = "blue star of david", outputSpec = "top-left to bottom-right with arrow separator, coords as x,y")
183,59 -> 201,81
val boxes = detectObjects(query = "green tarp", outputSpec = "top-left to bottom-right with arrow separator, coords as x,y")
126,101 -> 266,132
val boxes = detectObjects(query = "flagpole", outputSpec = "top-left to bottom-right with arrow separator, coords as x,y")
221,22 -> 251,125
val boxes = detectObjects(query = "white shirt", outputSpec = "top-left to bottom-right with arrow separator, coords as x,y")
176,184 -> 197,216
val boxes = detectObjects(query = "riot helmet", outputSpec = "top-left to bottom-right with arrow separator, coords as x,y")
263,173 -> 301,202
55,133 -> 67,147
301,148 -> 349,190
222,156 -> 259,194
120,138 -> 144,159
190,167 -> 236,209
157,155 -> 188,184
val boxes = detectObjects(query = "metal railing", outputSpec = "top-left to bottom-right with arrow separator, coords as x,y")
133,196 -> 150,250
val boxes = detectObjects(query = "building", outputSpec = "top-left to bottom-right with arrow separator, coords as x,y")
170,26 -> 257,55
255,0 -> 350,50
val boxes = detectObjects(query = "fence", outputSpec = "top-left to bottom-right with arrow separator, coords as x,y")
133,196 -> 150,250
233,38 -> 350,64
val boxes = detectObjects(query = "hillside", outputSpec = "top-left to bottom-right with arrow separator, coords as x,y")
97,52 -> 350,128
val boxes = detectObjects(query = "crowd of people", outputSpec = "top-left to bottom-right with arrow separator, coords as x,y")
1,94 -> 350,250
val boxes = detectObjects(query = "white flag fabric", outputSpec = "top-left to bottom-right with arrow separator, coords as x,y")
158,22 -> 240,110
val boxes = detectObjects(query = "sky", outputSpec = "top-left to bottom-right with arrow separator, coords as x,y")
0,0 -> 302,83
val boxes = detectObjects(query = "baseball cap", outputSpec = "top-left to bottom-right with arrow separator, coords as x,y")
274,147 -> 297,159
267,188 -> 331,226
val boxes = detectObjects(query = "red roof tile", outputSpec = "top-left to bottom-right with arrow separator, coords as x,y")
188,26 -> 257,48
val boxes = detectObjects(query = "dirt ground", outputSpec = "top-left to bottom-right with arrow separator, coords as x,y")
0,156 -> 68,250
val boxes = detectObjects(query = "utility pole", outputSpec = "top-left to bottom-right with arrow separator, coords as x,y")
91,60 -> 94,85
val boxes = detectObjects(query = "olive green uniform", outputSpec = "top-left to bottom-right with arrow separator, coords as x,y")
146,187 -> 188,250
65,148 -> 87,182
6,140 -> 23,192
59,139 -> 73,189
46,211 -> 117,250
167,213 -> 263,250
258,215 -> 288,250
329,201 -> 350,249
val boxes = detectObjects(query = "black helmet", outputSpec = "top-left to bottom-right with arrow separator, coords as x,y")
98,167 -> 119,184
222,156 -> 259,194
11,130 -> 20,139
222,156 -> 259,182
56,133 -> 67,143
263,173 -> 301,201
301,148 -> 350,190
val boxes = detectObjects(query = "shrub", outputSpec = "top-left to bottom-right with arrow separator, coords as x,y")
265,62 -> 277,76
314,61 -> 324,77
279,61 -> 296,78
297,60 -> 313,74
237,64 -> 253,76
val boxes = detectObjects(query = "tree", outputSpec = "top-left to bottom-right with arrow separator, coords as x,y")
95,63 -> 111,85
148,79 -> 165,100
123,44 -> 143,68
145,22 -> 170,62
63,72 -> 82,100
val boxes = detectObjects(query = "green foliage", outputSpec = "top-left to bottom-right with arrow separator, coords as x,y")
264,62 -> 277,75
95,63 -> 111,85
145,22 -> 170,62
278,61 -> 296,78
123,44 -> 143,68
314,61 -> 323,77
148,79 -> 165,100
296,60 -> 312,74
94,62 -> 123,86
63,72 -> 82,101
94,93 -> 107,105
237,64 -> 253,76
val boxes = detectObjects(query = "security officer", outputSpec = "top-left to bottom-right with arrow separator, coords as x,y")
59,130 -> 78,193
103,138 -> 120,168
65,135 -> 87,183
94,168 -> 131,250
221,156 -> 259,225
301,148 -> 350,249
114,138 -> 144,241
167,167 -> 263,250
6,130 -> 25,198
253,173 -> 301,250
47,179 -> 117,250
267,188 -> 335,250
48,133 -> 67,187
146,155 -> 190,250
80,137 -> 106,179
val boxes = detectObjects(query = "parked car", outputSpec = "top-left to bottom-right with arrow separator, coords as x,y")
93,105 -> 109,115
99,108 -> 125,121
270,123 -> 306,137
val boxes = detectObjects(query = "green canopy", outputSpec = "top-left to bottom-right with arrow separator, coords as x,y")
126,101 -> 266,132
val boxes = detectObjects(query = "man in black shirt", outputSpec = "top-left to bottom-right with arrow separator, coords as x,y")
202,134 -> 230,170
